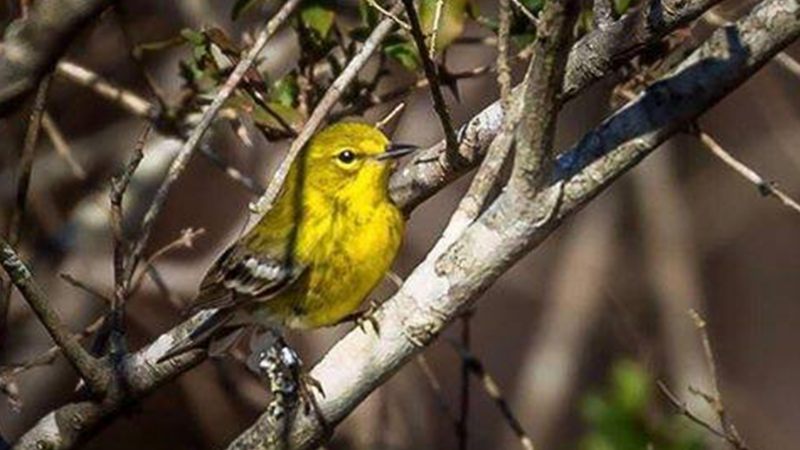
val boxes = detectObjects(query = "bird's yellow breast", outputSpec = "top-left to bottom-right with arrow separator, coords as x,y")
252,186 -> 404,329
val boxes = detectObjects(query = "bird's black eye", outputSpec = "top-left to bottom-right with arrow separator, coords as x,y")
337,149 -> 356,164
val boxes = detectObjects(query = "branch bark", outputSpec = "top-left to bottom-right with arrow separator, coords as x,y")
0,0 -> 113,116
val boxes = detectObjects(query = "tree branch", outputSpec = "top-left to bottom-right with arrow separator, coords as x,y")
390,0 -> 725,211
508,0 -> 579,195
0,0 -> 113,115
222,0 -> 800,448
0,239 -> 110,396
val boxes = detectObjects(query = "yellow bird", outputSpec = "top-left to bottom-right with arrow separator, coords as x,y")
161,122 -> 415,360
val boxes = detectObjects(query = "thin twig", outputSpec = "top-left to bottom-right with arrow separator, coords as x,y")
129,228 -> 206,295
59,274 -> 113,304
56,61 -> 264,194
0,313 -> 106,408
109,126 -> 151,320
415,355 -> 460,431
428,0 -> 446,56
457,315 -> 472,450
366,0 -> 411,29
56,61 -> 156,119
658,309 -> 751,450
512,0 -> 540,26
658,382 -> 740,446
0,75 -> 51,347
688,310 -> 749,448
448,339 -> 536,450
42,112 -> 87,179
695,129 -> 800,215
375,102 -> 406,130
400,0 -> 460,156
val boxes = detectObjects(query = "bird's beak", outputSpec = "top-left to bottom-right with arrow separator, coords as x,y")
376,143 -> 419,161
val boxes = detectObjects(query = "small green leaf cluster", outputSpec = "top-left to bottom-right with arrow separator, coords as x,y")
578,361 -> 707,450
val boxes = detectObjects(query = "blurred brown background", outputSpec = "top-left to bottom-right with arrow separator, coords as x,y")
1,1 -> 799,449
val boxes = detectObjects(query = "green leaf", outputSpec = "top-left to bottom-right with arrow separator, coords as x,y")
577,360 -> 709,450
300,0 -> 336,42
614,0 -> 633,16
270,75 -> 300,108
522,0 -> 545,13
383,35 -> 421,71
420,0 -> 469,52
611,360 -> 650,414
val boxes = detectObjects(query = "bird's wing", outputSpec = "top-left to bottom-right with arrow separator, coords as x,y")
187,243 -> 305,312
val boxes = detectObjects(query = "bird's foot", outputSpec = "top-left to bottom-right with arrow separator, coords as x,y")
255,340 -> 322,417
337,300 -> 381,334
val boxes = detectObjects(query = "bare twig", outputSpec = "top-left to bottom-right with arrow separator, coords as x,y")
695,130 -> 800,215
0,313 -> 106,407
375,102 -> 406,130
42,112 -> 87,179
512,0 -> 540,26
428,0 -> 446,56
56,61 -> 157,119
59,274 -> 112,304
366,0 -> 411,30
6,76 -> 50,247
456,316 -> 471,450
56,61 -> 263,194
0,75 -> 51,347
105,126 -> 151,356
448,339 -> 536,450
129,228 -> 206,295
659,309 -> 751,450
400,0 -> 460,155
0,239 -> 109,396
658,382 -> 743,447
415,356 -> 460,431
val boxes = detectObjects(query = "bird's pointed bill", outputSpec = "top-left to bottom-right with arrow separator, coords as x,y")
377,144 -> 419,161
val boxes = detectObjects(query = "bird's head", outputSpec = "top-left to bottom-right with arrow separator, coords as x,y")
300,122 -> 417,202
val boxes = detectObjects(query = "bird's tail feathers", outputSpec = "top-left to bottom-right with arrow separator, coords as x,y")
157,308 -> 241,363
